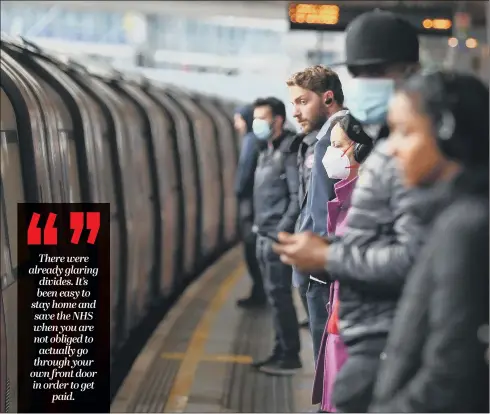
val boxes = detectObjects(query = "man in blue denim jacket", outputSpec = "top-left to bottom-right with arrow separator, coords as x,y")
286,66 -> 347,364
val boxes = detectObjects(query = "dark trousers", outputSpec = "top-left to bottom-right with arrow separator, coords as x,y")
298,282 -> 309,317
333,336 -> 386,413
243,231 -> 265,298
306,280 -> 331,364
239,201 -> 265,299
256,235 -> 300,358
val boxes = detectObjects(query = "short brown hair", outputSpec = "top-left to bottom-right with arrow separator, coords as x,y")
286,65 -> 344,105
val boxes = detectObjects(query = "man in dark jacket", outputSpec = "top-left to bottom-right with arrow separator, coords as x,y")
273,11 -> 424,411
250,97 -> 302,376
234,105 -> 266,308
369,71 -> 489,413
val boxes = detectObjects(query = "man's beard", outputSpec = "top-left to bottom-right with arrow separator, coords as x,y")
301,112 -> 328,134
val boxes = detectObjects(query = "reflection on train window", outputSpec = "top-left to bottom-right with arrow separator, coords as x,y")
0,131 -> 24,274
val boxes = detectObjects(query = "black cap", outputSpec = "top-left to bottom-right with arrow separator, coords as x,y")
333,10 -> 419,67
339,114 -> 373,146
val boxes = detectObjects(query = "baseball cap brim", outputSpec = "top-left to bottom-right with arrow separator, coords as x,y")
330,56 -> 404,68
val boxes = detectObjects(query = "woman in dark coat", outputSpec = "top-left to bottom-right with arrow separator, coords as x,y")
368,71 -> 489,412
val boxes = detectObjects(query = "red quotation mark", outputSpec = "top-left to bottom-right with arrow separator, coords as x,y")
70,212 -> 100,245
27,213 -> 58,245
26,212 -> 100,245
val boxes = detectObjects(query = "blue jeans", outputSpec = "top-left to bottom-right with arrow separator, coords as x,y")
306,279 -> 331,364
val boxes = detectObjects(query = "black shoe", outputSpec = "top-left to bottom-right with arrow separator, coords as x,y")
251,353 -> 281,369
236,295 -> 267,309
299,319 -> 309,329
259,357 -> 302,376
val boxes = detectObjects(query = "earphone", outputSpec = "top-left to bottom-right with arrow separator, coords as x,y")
325,97 -> 333,105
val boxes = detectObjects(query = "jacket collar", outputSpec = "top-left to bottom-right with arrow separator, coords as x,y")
289,130 -> 318,152
406,167 -> 489,225
333,176 -> 358,203
302,132 -> 318,147
316,109 -> 349,140
268,129 -> 294,150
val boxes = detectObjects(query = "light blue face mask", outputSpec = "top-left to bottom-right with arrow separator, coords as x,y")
252,118 -> 273,141
344,78 -> 395,125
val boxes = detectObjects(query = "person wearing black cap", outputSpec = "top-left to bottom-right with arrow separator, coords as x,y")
369,71 -> 489,413
234,105 -> 267,308
272,10 -> 425,412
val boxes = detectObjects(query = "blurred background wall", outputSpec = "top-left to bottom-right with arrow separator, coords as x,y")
1,0 -> 488,127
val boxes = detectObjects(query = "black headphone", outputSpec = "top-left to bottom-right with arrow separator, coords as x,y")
325,97 -> 333,105
425,73 -> 464,163
339,115 -> 373,164
353,140 -> 373,164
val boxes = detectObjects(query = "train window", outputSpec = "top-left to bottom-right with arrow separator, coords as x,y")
0,89 -> 25,279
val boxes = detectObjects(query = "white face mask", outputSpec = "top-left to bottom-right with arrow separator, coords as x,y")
322,146 -> 351,180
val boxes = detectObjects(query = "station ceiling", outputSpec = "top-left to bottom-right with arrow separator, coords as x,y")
9,0 -> 489,28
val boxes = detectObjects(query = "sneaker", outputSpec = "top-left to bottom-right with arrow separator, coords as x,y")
251,353 -> 281,369
259,357 -> 302,376
236,295 -> 267,309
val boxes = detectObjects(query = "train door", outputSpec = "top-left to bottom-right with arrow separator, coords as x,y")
77,72 -> 142,333
216,101 -> 242,235
196,96 -> 238,245
64,67 -> 126,350
121,81 -> 180,298
192,96 -> 225,249
166,89 -> 221,264
0,87 -> 27,413
0,53 -> 52,203
107,79 -> 154,317
1,46 -> 68,202
149,89 -> 199,282
18,51 -> 100,202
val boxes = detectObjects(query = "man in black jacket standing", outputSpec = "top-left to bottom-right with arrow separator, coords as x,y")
250,97 -> 302,376
234,105 -> 266,308
273,11 -> 424,410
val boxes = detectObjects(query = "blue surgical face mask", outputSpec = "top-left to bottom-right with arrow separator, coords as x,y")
252,118 -> 273,141
344,78 -> 395,125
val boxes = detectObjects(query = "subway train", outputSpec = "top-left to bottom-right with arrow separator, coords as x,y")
0,36 -> 242,412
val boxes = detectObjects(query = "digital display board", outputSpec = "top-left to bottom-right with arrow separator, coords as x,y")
288,3 -> 454,36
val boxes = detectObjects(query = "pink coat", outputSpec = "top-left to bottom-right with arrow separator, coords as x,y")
312,176 -> 358,412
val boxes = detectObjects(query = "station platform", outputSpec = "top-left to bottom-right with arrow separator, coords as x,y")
111,246 -> 316,413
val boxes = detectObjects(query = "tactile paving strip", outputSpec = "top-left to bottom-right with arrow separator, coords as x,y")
222,307 -> 295,413
126,254 -> 238,413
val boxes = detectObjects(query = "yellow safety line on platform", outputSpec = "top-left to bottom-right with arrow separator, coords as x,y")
161,352 -> 253,364
163,265 -> 245,413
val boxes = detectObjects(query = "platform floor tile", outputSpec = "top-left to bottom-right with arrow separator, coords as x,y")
111,246 -> 317,413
